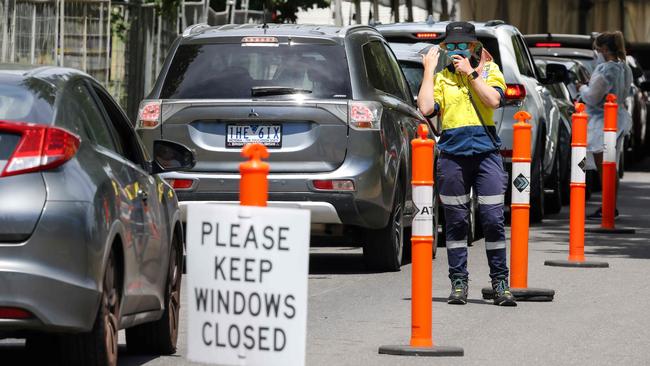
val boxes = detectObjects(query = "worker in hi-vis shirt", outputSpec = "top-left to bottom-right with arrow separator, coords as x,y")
418,21 -> 516,306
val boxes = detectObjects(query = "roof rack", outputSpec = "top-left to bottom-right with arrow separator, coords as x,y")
485,19 -> 505,27
182,23 -> 211,37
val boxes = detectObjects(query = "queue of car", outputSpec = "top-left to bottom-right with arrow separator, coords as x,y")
1,19 -> 647,366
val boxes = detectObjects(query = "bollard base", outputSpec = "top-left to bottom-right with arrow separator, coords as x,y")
585,227 -> 636,234
544,259 -> 609,268
481,287 -> 555,302
379,344 -> 464,357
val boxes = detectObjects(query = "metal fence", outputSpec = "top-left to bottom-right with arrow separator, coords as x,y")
0,0 -> 207,117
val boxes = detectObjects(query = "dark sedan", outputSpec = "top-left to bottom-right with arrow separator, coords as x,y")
0,65 -> 194,366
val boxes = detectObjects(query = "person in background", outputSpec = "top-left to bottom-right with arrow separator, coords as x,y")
578,31 -> 633,219
418,22 -> 516,307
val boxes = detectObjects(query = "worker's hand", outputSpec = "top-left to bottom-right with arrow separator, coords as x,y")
451,54 -> 474,76
421,47 -> 440,73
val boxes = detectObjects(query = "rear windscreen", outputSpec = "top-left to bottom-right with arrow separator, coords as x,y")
160,43 -> 352,100
0,76 -> 55,124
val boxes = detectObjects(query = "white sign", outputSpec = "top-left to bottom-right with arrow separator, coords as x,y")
186,204 -> 310,366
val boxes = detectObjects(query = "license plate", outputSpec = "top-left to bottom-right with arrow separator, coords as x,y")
226,124 -> 282,148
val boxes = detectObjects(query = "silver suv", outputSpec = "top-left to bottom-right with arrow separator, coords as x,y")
377,20 -> 564,222
137,24 -> 433,271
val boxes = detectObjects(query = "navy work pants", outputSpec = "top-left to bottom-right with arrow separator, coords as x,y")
437,151 -> 509,281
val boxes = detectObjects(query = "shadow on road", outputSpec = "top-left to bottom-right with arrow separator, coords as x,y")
401,297 -> 493,306
309,250 -> 380,275
0,342 -> 164,366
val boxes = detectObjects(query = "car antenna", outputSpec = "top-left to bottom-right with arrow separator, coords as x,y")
262,3 -> 269,32
426,14 -> 434,25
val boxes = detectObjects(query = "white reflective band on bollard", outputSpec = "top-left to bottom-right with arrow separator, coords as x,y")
412,185 -> 434,237
571,146 -> 587,184
603,131 -> 617,164
511,162 -> 531,205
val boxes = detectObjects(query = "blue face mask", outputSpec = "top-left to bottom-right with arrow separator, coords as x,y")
596,52 -> 606,64
447,49 -> 472,59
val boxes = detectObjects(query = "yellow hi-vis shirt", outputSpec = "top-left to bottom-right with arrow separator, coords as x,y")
433,61 -> 507,155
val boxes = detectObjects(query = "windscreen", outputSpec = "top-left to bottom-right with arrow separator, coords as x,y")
399,61 -> 424,97
0,76 -> 55,124
161,43 -> 352,100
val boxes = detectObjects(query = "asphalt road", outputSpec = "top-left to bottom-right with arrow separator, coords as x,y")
2,158 -> 650,366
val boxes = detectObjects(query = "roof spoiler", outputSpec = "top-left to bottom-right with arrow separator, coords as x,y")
182,23 -> 210,37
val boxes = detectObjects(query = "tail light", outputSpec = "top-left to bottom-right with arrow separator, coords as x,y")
166,178 -> 195,190
312,179 -> 355,191
535,42 -> 561,47
0,307 -> 32,319
137,100 -> 162,129
504,84 -> 526,102
0,121 -> 80,178
415,32 -> 438,39
349,101 -> 382,131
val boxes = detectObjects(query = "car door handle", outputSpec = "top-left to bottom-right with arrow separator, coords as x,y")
138,189 -> 148,202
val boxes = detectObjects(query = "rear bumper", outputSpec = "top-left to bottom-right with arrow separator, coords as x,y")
179,200 -> 342,224
0,270 -> 99,335
0,201 -> 101,335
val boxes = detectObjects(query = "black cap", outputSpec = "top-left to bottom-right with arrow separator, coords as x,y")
443,21 -> 477,43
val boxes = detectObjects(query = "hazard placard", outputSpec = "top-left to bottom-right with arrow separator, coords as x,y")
186,204 -> 310,366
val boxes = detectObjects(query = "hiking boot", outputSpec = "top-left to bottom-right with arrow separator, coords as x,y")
492,278 -> 517,306
447,277 -> 468,305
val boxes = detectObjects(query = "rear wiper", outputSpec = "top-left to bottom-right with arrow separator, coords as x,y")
251,86 -> 312,97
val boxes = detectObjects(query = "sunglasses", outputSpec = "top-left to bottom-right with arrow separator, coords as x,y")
445,43 -> 469,51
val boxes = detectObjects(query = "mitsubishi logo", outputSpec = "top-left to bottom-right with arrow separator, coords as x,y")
248,108 -> 259,117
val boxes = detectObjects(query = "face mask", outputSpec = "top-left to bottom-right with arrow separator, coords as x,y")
596,52 -> 606,64
447,49 -> 472,59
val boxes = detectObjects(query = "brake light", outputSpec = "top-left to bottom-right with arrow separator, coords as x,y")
313,179 -> 355,191
167,178 -> 194,190
0,307 -> 32,319
535,42 -> 561,47
349,101 -> 382,130
242,36 -> 279,47
415,32 -> 438,39
137,100 -> 161,129
505,84 -> 526,101
0,121 -> 79,178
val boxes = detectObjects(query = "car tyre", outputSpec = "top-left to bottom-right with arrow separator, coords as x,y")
59,250 -> 120,366
363,183 -> 405,272
544,152 -> 562,215
126,235 -> 182,355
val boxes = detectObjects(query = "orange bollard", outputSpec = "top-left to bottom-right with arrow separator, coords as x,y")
239,143 -> 270,207
585,94 -> 635,234
481,111 -> 554,301
545,103 -> 609,268
379,124 -> 463,358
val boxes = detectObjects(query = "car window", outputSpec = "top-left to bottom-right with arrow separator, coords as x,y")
57,82 -> 118,153
398,61 -> 423,98
363,41 -> 408,101
160,43 -> 352,100
512,36 -> 535,77
89,83 -> 145,165
383,43 -> 414,104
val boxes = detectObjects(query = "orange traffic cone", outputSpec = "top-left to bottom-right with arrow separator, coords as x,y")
482,111 -> 555,301
379,124 -> 463,357
545,103 -> 609,268
585,94 -> 635,234
239,143 -> 270,207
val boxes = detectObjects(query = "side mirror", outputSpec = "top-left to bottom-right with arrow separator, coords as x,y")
640,81 -> 650,93
543,64 -> 570,85
152,140 -> 196,173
